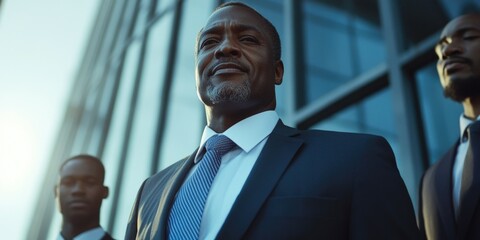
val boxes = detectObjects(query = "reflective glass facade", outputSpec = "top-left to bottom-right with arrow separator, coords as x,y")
27,0 -> 480,239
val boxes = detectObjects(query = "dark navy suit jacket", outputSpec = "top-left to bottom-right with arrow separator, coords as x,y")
419,140 -> 480,240
102,232 -> 115,240
125,121 -> 420,240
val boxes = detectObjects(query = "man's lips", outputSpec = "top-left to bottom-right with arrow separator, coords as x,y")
443,58 -> 470,75
68,200 -> 89,208
210,62 -> 246,76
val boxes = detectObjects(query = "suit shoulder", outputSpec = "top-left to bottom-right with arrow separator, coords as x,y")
289,128 -> 395,168
299,128 -> 389,145
277,121 -> 387,144
146,155 -> 189,182
423,143 -> 457,180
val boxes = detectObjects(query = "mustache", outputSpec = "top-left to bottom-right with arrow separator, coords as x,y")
444,56 -> 472,67
441,56 -> 471,74
208,59 -> 247,76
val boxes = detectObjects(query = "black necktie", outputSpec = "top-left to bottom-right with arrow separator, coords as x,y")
459,121 -> 480,209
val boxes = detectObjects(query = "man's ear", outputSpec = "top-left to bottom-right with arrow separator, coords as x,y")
103,186 -> 109,199
274,60 -> 284,85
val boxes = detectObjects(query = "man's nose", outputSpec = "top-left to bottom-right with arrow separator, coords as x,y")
214,38 -> 241,58
71,182 -> 86,194
442,40 -> 463,59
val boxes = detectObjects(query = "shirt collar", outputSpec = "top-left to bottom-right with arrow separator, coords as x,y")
195,111 -> 279,163
459,114 -> 480,142
57,227 -> 105,240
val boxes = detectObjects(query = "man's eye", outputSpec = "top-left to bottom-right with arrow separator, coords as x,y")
82,177 -> 99,186
240,35 -> 258,43
85,180 -> 97,186
61,179 -> 74,186
201,38 -> 218,48
464,35 -> 480,40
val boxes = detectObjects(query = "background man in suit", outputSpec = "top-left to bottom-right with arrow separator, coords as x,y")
125,2 -> 421,239
55,154 -> 114,240
419,13 -> 480,240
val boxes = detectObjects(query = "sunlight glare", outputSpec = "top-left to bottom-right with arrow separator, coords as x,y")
0,110 -> 38,194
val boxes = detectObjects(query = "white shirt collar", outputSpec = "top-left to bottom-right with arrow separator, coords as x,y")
459,114 -> 480,142
195,110 -> 279,163
57,227 -> 105,240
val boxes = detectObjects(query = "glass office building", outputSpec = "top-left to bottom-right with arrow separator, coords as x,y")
28,0 -> 476,239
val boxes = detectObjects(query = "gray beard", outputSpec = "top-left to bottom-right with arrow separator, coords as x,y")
207,80 -> 251,104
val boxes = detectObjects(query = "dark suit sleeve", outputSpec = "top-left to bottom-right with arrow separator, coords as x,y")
124,179 -> 147,240
417,173 -> 427,240
349,136 -> 422,240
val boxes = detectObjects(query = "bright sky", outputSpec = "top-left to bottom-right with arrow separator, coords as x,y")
0,0 -> 99,239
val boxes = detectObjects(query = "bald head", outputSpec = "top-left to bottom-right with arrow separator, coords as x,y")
196,2 -> 281,61
59,154 -> 106,183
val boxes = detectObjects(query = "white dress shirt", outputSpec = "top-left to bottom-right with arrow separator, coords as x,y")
187,110 -> 279,240
452,115 -> 480,217
57,227 -> 106,240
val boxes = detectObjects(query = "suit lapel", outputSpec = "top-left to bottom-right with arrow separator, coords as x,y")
457,125 -> 480,239
434,144 -> 457,239
153,151 -> 197,239
216,121 -> 303,240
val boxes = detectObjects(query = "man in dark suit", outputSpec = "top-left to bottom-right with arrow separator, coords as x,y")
419,13 -> 480,240
55,154 -> 115,240
125,2 -> 420,239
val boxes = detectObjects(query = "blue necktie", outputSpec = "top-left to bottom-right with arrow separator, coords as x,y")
168,135 -> 236,240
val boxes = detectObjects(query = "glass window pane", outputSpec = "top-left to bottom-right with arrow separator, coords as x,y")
117,0 -> 138,43
398,0 -> 480,49
111,10 -> 175,239
415,63 -> 462,165
87,71 -> 117,154
312,89 -> 395,139
157,0 -> 215,170
69,82 -> 100,154
132,4 -> 149,38
311,88 -> 417,199
156,0 -> 176,13
302,0 -> 385,106
101,40 -> 142,233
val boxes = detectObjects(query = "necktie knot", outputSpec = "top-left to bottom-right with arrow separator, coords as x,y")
205,135 -> 236,156
468,121 -> 480,134
463,121 -> 480,142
